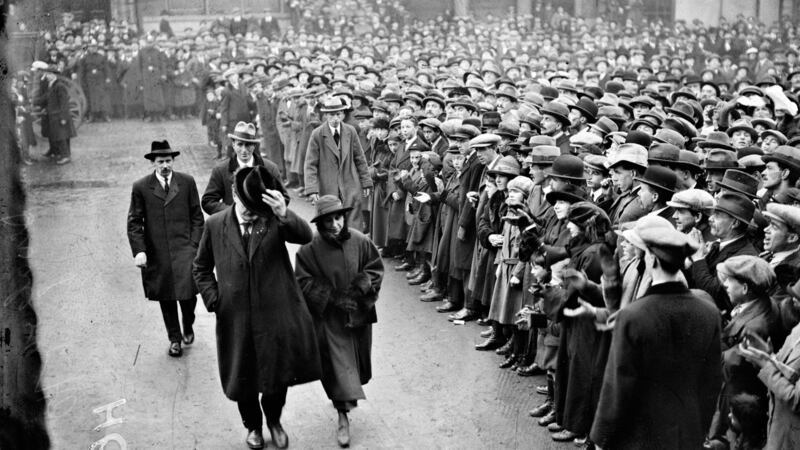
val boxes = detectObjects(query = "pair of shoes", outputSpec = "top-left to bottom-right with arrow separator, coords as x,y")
517,362 -> 546,377
408,270 -> 430,286
55,157 -> 71,165
529,401 -> 552,418
182,325 -> 194,345
496,338 -> 514,356
448,308 -> 480,322
267,422 -> 289,449
539,411 -> 557,427
419,280 -> 433,291
546,420 -> 563,432
168,341 -> 182,357
551,430 -> 579,442
246,429 -> 264,448
475,335 -> 505,351
337,412 -> 350,448
479,327 -> 493,338
536,384 -> 549,395
420,289 -> 443,302
394,262 -> 413,271
436,300 -> 460,313
476,317 -> 491,326
499,354 -> 519,369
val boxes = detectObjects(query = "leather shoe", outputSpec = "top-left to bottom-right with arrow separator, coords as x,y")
394,262 -> 413,271
267,422 -> 288,449
536,384 -> 549,395
420,289 -> 443,302
405,266 -> 422,279
246,429 -> 265,449
545,419 -> 562,431
539,411 -> 557,427
337,412 -> 350,448
476,317 -> 491,326
479,327 -> 493,338
182,326 -> 194,345
474,336 -> 505,351
448,308 -> 480,322
408,271 -> 431,285
551,430 -> 578,442
419,280 -> 433,291
499,354 -> 518,369
168,341 -> 182,357
495,338 -> 514,355
436,300 -> 460,313
529,401 -> 552,418
517,362 -> 545,377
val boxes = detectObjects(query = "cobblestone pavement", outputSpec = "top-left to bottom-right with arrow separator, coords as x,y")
24,119 -> 565,449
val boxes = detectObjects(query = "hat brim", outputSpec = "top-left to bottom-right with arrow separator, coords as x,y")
762,154 -> 800,173
310,206 -> 353,223
634,177 -> 676,194
726,126 -> 759,141
144,150 -> 180,160
487,169 -> 520,178
715,181 -> 758,199
320,105 -> 349,113
233,166 -> 282,218
546,190 -> 585,205
228,133 -> 260,143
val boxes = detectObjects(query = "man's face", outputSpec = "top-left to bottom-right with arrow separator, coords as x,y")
153,156 -> 174,178
705,170 -> 725,193
421,127 -> 437,143
764,220 -> 797,252
326,111 -> 345,128
540,114 -> 561,135
761,136 -> 779,153
762,161 -> 785,189
730,130 -> 752,148
452,105 -> 469,118
722,275 -> 748,305
399,121 -> 416,140
425,101 -> 442,118
709,210 -> 736,239
476,147 -> 495,165
637,183 -> 658,211
611,166 -> 635,192
530,165 -> 547,184
233,139 -> 255,161
672,208 -> 698,233
496,96 -> 511,113
586,169 -> 605,190
568,109 -> 583,128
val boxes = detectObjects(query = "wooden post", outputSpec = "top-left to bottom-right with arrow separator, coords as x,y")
0,1 -> 50,448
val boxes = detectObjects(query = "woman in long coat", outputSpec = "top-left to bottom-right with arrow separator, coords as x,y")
295,196 -> 384,448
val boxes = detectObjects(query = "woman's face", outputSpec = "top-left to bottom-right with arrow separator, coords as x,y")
553,200 -> 571,220
321,213 -> 345,235
495,174 -> 509,191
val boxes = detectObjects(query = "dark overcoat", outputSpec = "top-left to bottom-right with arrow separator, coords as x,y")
256,93 -> 284,170
79,51 -> 111,114
590,282 -> 723,450
137,46 -> 166,112
219,83 -> 254,131
200,154 -> 286,216
690,235 -> 758,314
453,153 -> 483,271
304,122 -> 373,229
192,207 -> 321,399
34,78 -> 76,141
127,171 -> 204,301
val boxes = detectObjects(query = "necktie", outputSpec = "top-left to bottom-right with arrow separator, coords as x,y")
164,179 -> 170,196
334,129 -> 340,147
242,222 -> 251,249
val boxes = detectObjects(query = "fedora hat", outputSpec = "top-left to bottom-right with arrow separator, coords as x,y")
651,128 -> 685,147
233,166 -> 284,218
494,122 -> 520,139
762,145 -> 800,174
540,101 -> 571,127
709,192 -> 756,225
716,169 -> 760,199
310,195 -> 353,223
320,97 -> 350,113
529,145 -> 561,166
665,100 -> 697,124
488,155 -> 521,177
227,121 -> 260,143
548,155 -> 585,181
648,143 -> 681,165
144,140 -> 179,160
546,183 -> 588,205
704,149 -> 740,171
697,131 -> 734,151
588,116 -> 618,136
608,143 -> 649,171
674,149 -> 704,173
635,165 -> 678,193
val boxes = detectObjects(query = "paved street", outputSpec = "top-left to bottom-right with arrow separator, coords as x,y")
24,119 -> 562,449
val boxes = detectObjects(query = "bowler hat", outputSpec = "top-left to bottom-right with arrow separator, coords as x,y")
233,166 -> 284,218
715,169 -> 760,199
144,140 -> 180,160
540,101 -> 571,127
310,195 -> 353,223
568,97 -> 598,121
762,145 -> 800,174
726,119 -> 759,142
635,166 -> 678,193
228,121 -> 260,143
548,155 -> 586,181
709,192 -> 756,225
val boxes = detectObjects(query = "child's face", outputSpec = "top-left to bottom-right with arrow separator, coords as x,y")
507,190 -> 524,204
409,151 -> 421,167
452,155 -> 465,171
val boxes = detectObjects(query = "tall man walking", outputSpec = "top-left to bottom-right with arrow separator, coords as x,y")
193,166 -> 321,449
127,140 -> 204,357
304,97 -> 372,230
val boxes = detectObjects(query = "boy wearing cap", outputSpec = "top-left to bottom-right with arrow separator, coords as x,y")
667,189 -> 716,242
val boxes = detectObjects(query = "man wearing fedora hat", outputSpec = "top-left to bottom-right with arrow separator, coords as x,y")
295,195 -> 384,448
202,121 -> 288,216
32,61 -> 76,165
193,166 -> 321,449
304,97 -> 373,231
591,215 -> 722,450
127,140 -> 204,357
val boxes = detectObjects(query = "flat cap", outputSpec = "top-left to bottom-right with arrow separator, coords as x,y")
620,215 -> 699,265
583,154 -> 609,173
667,188 -> 716,211
764,203 -> 800,233
469,133 -> 502,149
716,255 -> 776,291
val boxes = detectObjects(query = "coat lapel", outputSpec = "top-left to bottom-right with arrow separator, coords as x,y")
324,126 -> 341,160
248,217 -> 269,261
224,209 -> 247,261
150,173 -> 166,201
164,176 -> 180,205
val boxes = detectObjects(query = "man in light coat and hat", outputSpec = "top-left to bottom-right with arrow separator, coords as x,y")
193,166 -> 321,449
304,97 -> 373,230
127,140 -> 204,357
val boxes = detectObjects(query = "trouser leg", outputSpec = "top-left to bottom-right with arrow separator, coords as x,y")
262,387 -> 287,424
178,298 -> 196,331
237,395 -> 263,431
333,400 -> 357,412
158,301 -> 182,343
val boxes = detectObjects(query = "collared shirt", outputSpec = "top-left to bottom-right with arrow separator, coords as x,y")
237,157 -> 254,168
235,208 -> 253,237
329,124 -> 341,138
154,171 -> 171,190
719,234 -> 746,251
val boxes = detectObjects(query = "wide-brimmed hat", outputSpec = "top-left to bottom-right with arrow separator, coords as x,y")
674,149 -> 704,173
487,155 -> 521,177
233,166 -> 284,218
310,195 -> 353,223
763,145 -> 800,174
665,100 -> 697,124
698,131 -> 734,151
228,121 -> 260,143
716,169 -> 760,199
648,143 -> 681,165
319,97 -> 350,113
635,165 -> 678,193
708,192 -> 756,225
548,155 -> 586,181
540,101 -> 571,127
704,149 -> 740,171
144,140 -> 180,160
568,201 -> 610,229
546,183 -> 588,205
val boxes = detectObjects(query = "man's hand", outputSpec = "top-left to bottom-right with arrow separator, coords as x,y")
457,226 -> 466,241
262,189 -> 287,217
688,228 -> 707,262
308,193 -> 319,204
362,188 -> 371,197
134,252 -> 147,268
489,234 -> 503,247
391,191 -> 402,201
563,299 -> 597,319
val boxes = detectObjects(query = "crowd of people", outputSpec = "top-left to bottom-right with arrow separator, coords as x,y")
21,2 -> 800,449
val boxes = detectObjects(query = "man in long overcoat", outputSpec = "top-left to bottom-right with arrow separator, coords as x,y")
32,61 -> 76,165
137,38 -> 167,121
78,41 -> 111,122
127,140 -> 204,357
193,166 -> 320,449
219,68 -> 254,152
304,98 -> 373,230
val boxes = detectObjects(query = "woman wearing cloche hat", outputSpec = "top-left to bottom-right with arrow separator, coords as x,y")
295,195 -> 384,448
